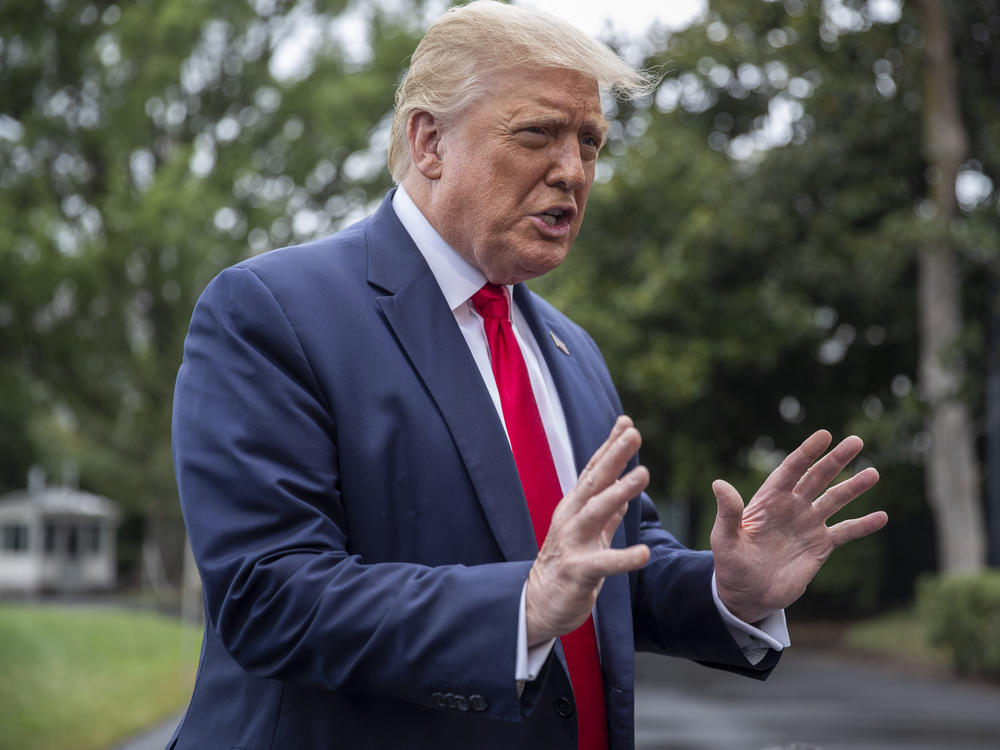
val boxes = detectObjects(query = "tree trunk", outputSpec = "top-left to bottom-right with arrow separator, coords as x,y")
988,266 -> 1000,566
917,0 -> 987,574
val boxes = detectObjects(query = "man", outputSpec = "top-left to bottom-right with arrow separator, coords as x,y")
169,2 -> 886,748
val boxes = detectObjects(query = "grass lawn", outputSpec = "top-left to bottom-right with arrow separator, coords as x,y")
842,608 -> 951,668
0,603 -> 202,750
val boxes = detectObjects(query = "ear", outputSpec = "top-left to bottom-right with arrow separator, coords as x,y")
407,111 -> 445,180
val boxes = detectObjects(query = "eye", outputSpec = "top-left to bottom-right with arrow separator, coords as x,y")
516,127 -> 548,148
580,133 -> 602,156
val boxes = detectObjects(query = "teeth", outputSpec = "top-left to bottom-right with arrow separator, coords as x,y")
541,214 -> 557,225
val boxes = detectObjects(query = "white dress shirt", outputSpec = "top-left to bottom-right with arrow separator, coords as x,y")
390,186 -> 789,679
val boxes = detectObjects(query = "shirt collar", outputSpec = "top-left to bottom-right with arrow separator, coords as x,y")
392,185 -> 495,312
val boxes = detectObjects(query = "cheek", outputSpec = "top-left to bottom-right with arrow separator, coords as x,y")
576,183 -> 594,221
487,151 -> 543,194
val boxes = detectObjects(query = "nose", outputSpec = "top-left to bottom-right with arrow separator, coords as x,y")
546,138 -> 587,191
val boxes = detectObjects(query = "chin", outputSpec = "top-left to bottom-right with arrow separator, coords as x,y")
506,255 -> 568,283
481,236 -> 573,283
532,247 -> 572,276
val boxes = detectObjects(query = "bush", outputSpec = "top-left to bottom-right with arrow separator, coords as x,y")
917,572 -> 1000,681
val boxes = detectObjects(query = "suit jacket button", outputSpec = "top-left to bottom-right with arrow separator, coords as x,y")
444,692 -> 459,710
469,694 -> 488,712
553,696 -> 574,718
454,695 -> 469,712
431,692 -> 446,709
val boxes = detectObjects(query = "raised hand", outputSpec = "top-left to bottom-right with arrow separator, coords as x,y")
711,430 -> 887,624
524,416 -> 651,646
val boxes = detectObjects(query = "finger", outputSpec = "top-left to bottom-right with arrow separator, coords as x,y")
813,467 -> 880,519
568,422 -> 641,514
828,510 -> 888,548
710,479 -> 745,546
579,415 -> 635,477
577,543 -> 651,579
764,430 -> 832,493
600,491 -> 638,541
577,464 -> 648,538
600,466 -> 650,539
793,435 -> 865,501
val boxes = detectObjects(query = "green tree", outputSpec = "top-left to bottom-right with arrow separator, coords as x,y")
539,0 -> 998,609
0,0 -> 423,581
916,0 -> 989,574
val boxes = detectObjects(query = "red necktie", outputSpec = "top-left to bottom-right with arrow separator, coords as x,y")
472,283 -> 608,750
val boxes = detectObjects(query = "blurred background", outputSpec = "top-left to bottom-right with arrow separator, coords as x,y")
0,0 -> 998,747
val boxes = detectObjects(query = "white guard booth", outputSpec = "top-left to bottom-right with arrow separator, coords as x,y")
0,471 -> 120,594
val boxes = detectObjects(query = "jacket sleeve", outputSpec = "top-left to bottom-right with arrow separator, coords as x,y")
172,265 -> 535,722
632,496 -> 779,679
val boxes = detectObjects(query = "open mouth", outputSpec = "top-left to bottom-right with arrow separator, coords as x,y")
537,207 -> 575,227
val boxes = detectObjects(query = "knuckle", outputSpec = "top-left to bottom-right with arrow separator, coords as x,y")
579,472 -> 600,495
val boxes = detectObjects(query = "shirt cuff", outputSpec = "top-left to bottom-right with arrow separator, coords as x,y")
711,572 -> 791,665
516,581 -> 556,682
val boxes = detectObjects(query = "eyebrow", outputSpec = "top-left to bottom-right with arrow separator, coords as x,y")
510,107 -> 609,141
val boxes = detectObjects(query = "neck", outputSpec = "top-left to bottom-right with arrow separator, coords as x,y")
399,174 -> 435,225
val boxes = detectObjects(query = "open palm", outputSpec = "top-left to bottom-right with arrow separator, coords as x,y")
710,430 -> 887,624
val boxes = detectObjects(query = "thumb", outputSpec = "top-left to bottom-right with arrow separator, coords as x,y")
710,479 -> 744,545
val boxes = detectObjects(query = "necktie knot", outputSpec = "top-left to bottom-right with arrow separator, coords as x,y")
471,283 -> 509,320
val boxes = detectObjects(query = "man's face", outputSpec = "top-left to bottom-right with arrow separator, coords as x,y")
428,67 -> 606,285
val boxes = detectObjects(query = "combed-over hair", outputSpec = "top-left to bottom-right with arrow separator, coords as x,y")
387,0 -> 659,183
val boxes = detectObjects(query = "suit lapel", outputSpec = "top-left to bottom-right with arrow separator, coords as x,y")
514,285 -> 632,659
513,287 -> 618,491
515,287 -> 628,559
366,194 -> 538,563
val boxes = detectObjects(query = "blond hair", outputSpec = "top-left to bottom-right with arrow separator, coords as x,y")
387,0 -> 658,182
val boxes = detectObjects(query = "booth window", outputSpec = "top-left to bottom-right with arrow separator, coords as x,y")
1,524 -> 29,553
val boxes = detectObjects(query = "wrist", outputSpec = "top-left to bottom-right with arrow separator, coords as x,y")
713,576 -> 765,625
524,567 -> 557,646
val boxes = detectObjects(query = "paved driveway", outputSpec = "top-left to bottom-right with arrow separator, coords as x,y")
635,648 -> 1000,749
115,647 -> 1000,750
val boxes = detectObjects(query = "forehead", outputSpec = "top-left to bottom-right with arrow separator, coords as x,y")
474,67 -> 605,126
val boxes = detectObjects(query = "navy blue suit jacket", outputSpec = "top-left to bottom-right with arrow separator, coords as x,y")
170,191 -> 775,749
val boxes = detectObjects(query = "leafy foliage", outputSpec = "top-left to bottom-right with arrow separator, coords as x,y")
0,0 -> 423,576
2,0 -> 998,607
919,572 -> 1000,680
537,0 -> 999,610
